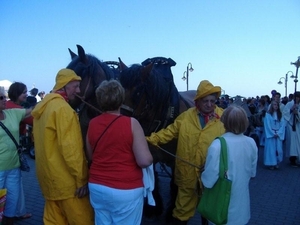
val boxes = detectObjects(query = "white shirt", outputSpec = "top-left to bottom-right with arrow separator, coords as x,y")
201,132 -> 258,225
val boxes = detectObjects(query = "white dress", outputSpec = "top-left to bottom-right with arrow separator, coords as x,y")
282,100 -> 300,160
201,132 -> 258,225
263,112 -> 286,166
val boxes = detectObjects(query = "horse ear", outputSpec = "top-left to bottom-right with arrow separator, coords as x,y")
140,63 -> 153,81
77,45 -> 88,63
118,57 -> 128,71
68,48 -> 77,59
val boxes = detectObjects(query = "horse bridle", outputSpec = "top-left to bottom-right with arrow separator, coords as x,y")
81,75 -> 92,101
74,62 -> 103,114
120,80 -> 147,118
75,93 -> 102,114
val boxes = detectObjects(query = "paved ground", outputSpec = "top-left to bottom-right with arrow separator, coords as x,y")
15,147 -> 300,225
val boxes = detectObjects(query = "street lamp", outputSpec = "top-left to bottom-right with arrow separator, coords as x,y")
290,57 -> 300,94
278,71 -> 294,97
182,62 -> 194,91
277,77 -> 287,97
290,56 -> 300,131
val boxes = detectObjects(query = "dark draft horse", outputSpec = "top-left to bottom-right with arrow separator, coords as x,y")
66,45 -> 119,148
118,57 -> 196,221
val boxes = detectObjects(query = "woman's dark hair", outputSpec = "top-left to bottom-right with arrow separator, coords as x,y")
265,95 -> 271,104
8,82 -> 27,102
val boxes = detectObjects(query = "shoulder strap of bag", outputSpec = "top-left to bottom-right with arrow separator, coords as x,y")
216,136 -> 228,179
93,115 -> 122,152
0,121 -> 20,149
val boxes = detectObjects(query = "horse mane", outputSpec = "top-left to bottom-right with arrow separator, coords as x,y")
120,63 -> 171,119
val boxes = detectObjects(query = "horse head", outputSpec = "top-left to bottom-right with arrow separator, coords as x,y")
67,45 -> 115,112
66,45 -> 117,153
119,57 -> 177,135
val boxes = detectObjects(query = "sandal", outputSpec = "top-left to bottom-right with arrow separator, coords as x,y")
15,213 -> 32,220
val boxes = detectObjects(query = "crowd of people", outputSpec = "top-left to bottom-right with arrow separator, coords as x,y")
216,89 -> 300,170
0,67 -> 299,225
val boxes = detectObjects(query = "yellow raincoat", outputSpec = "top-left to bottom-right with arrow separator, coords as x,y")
147,106 -> 224,220
32,69 -> 93,224
32,93 -> 88,200
146,80 -> 225,221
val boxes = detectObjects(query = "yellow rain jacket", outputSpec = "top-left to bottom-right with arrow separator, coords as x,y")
147,80 -> 225,220
147,106 -> 224,189
32,93 -> 88,200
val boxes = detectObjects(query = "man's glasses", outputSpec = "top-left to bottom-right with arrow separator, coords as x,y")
0,96 -> 7,100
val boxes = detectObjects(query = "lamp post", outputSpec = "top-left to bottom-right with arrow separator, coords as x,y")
290,57 -> 300,131
290,57 -> 300,94
277,77 -> 287,97
182,62 -> 194,91
278,71 -> 295,97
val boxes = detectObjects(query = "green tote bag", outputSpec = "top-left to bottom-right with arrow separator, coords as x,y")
197,137 -> 232,225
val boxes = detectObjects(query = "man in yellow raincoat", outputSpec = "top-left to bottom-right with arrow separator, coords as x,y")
147,80 -> 225,225
32,69 -> 94,225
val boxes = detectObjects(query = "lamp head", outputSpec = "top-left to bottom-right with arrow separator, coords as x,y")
187,62 -> 194,72
278,81 -> 283,85
182,71 -> 187,81
291,56 -> 300,68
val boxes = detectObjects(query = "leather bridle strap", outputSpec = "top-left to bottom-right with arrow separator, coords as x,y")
75,93 -> 102,114
120,104 -> 134,113
81,75 -> 92,100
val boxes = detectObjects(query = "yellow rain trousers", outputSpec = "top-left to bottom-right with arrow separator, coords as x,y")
32,93 -> 94,225
147,106 -> 225,221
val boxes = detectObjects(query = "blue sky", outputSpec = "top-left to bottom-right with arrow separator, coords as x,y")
1,0 -> 300,98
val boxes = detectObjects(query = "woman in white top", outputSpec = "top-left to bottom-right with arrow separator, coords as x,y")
201,105 -> 258,225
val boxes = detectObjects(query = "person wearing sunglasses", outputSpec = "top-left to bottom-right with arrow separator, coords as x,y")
6,82 -> 34,220
0,86 -> 32,225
